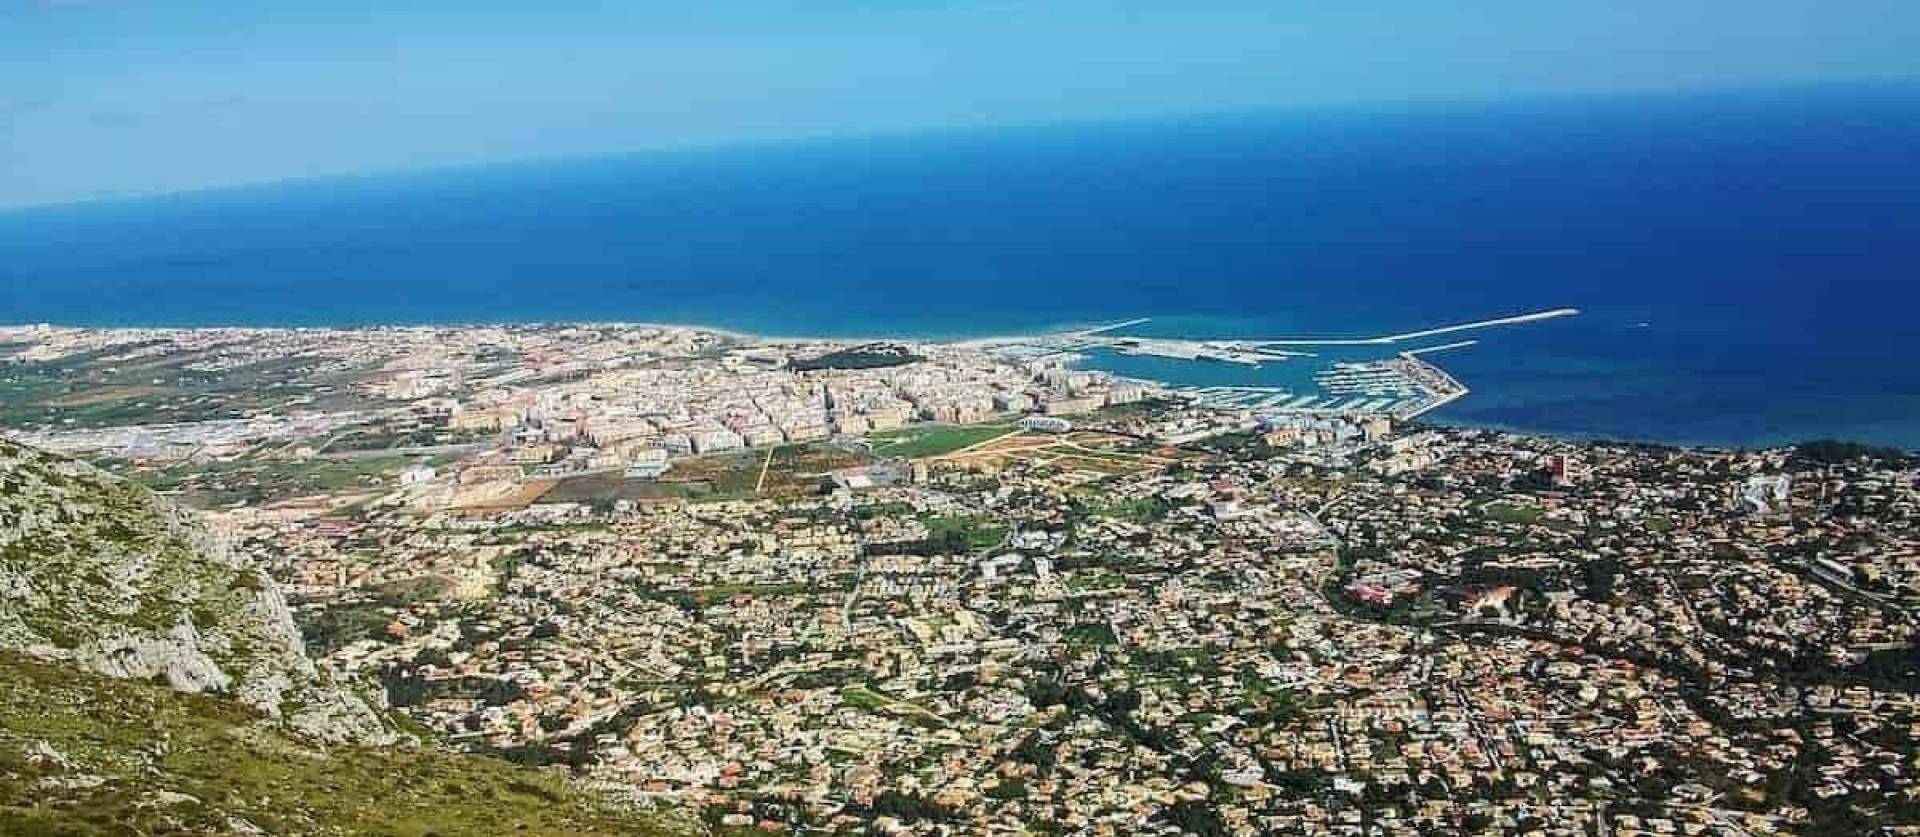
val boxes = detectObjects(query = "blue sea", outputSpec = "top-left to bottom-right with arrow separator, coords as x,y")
3,85 -> 1919,449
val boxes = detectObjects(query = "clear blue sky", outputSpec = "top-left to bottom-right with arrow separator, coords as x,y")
3,1 -> 1917,209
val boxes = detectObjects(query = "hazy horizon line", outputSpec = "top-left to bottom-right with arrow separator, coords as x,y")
4,76 -> 1915,217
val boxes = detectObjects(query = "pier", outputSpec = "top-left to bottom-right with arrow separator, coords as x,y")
1239,308 -> 1579,347
1390,352 -> 1471,420
989,305 -> 1568,422
1076,317 -> 1153,336
1402,339 -> 1478,356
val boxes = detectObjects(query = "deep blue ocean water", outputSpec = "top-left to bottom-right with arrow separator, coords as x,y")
3,85 -> 1918,448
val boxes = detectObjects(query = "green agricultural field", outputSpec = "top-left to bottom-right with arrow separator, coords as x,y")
542,472 -> 700,504
0,350 -> 381,431
756,442 -> 869,494
134,455 -> 425,508
867,422 -> 1015,458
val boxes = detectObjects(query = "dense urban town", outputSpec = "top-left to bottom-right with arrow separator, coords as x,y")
2,322 -> 1916,836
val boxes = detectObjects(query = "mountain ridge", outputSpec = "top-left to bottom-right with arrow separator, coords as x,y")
0,437 -> 689,835
0,437 -> 391,745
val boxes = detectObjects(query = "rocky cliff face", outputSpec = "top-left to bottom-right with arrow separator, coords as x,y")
0,438 -> 392,745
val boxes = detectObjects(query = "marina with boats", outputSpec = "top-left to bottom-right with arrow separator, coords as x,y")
1168,352 -> 1469,420
977,308 -> 1555,421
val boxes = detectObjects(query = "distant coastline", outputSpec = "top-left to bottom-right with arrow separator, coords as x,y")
3,86 -> 1918,448
8,316 -> 1913,457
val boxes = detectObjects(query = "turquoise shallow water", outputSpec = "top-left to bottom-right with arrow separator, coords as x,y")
2,85 -> 1918,448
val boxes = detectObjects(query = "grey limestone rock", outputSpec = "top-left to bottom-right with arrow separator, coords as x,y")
0,438 -> 395,745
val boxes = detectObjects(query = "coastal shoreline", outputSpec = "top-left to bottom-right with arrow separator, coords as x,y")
7,316 -> 1909,455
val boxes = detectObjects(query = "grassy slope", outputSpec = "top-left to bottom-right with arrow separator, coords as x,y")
0,653 -> 686,837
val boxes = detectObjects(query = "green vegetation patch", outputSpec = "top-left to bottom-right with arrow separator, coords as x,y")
757,442 -> 869,494
0,349 -> 372,430
1063,622 -> 1119,647
542,472 -> 698,504
0,653 -> 684,837
839,685 -> 894,711
919,514 -> 1009,552
1084,398 -> 1178,421
1066,571 -> 1127,592
1792,439 -> 1912,467
1481,500 -> 1545,525
788,344 -> 922,371
868,423 -> 1015,459
1080,495 -> 1169,523
298,601 -> 402,656
134,455 -> 417,508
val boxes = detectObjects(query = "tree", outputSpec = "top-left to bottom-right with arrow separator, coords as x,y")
1161,800 -> 1225,837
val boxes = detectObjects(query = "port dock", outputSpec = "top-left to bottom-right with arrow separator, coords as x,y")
1234,308 -> 1579,347
989,306 -> 1566,421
